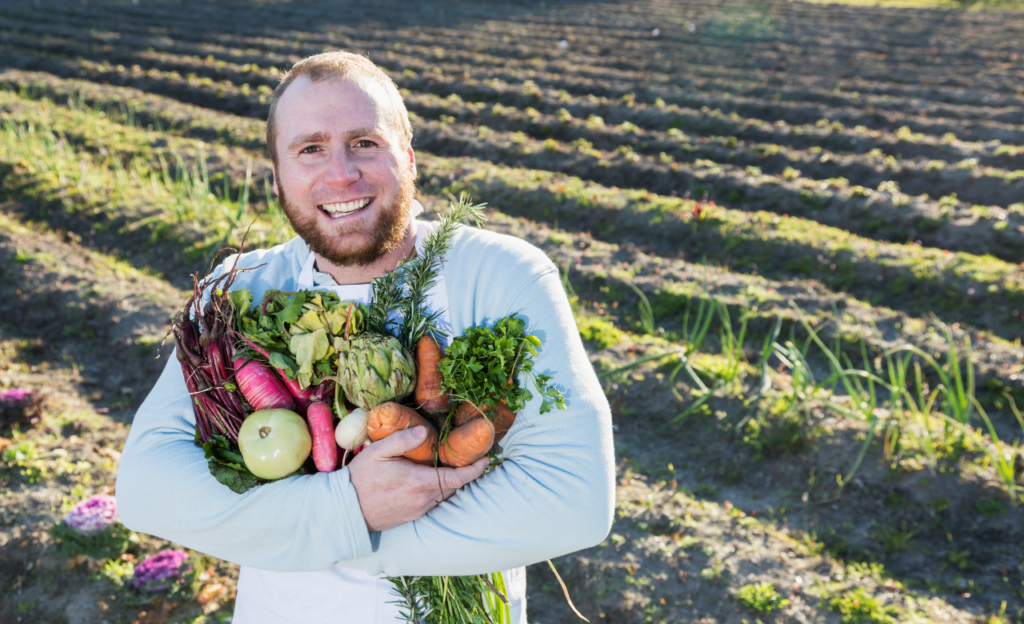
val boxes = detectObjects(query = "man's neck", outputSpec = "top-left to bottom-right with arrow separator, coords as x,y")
312,220 -> 417,285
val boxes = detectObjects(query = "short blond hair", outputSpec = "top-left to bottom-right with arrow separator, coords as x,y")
265,51 -> 412,166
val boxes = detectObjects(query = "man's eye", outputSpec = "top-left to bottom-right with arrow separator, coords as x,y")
300,145 -> 321,154
355,139 -> 377,148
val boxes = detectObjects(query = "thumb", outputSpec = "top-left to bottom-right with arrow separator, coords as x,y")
440,456 -> 490,490
372,426 -> 429,459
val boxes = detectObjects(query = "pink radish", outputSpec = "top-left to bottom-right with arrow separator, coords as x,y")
232,357 -> 296,412
307,387 -> 338,472
233,331 -> 329,415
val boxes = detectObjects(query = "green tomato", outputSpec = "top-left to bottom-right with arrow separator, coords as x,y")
238,409 -> 312,480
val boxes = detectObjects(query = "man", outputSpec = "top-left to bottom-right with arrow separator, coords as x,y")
116,51 -> 615,623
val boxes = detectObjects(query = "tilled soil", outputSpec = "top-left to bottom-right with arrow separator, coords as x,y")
2,0 -> 1024,622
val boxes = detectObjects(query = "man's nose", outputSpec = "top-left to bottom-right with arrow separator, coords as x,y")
323,148 -> 360,187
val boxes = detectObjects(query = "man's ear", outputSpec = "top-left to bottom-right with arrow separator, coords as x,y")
272,168 -> 280,196
406,147 -> 416,179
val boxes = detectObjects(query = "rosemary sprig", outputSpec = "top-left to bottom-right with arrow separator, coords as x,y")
365,194 -> 483,347
367,262 -> 406,337
397,193 -> 485,351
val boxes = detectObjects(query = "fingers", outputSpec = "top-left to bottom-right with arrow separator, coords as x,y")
369,426 -> 428,459
438,456 -> 490,491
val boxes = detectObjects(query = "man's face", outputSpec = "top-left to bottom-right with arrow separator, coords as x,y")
272,76 -> 415,267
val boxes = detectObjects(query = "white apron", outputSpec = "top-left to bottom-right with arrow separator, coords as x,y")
233,220 -> 527,623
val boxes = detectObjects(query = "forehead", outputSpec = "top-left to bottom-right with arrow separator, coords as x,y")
274,76 -> 392,144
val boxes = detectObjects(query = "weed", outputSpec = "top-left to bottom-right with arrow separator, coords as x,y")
946,549 -> 974,570
741,407 -> 811,458
626,282 -> 656,335
829,588 -> 898,624
872,523 -> 916,554
577,316 -> 625,349
52,521 -> 135,561
711,302 -> 749,386
976,498 -> 1008,516
736,582 -> 789,613
699,560 -> 725,582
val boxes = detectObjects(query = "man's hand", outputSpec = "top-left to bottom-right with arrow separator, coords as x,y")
348,426 -> 489,532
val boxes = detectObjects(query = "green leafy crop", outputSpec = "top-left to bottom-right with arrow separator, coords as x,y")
439,314 -> 565,415
234,289 -> 368,390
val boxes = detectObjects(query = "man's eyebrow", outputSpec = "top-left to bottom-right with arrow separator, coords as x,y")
343,127 -> 381,139
288,128 -> 386,152
288,131 -> 330,151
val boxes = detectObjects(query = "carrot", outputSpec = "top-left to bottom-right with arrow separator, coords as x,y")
306,391 -> 337,472
414,335 -> 450,416
438,416 -> 495,467
489,401 -> 516,443
365,402 -> 439,465
454,399 -> 516,443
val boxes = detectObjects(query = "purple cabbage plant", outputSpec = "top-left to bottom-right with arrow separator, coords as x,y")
0,387 -> 44,428
64,494 -> 119,534
132,549 -> 192,592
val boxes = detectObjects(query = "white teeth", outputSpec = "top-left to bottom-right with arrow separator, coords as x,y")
321,197 -> 371,216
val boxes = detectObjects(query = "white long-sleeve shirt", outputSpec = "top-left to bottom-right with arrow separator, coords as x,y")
115,223 -> 615,616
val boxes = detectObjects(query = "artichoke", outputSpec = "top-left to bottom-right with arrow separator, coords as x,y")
337,333 -> 417,409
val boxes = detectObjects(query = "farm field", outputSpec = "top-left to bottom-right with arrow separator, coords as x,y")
1,0 -> 1024,622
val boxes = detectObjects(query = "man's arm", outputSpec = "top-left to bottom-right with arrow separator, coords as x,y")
335,255 -> 616,576
116,355 -> 376,570
116,240 -> 489,571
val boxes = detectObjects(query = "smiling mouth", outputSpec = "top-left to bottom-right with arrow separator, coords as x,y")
320,197 -> 373,218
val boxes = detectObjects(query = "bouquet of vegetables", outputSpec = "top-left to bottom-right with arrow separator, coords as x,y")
168,197 -> 565,623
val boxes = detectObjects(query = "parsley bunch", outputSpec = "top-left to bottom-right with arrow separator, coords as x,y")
439,314 -> 566,415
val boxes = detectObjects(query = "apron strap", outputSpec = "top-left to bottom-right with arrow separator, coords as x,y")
297,243 -> 317,290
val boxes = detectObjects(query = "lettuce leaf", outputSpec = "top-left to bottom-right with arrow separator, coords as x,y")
289,328 -> 330,389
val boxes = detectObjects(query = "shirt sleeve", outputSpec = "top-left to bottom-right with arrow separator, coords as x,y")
115,249 -> 375,572
334,265 -> 616,576
116,355 -> 374,570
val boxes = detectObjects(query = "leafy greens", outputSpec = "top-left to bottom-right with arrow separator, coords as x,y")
439,314 -> 566,415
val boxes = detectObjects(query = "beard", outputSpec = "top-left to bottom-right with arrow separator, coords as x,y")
278,171 -> 416,267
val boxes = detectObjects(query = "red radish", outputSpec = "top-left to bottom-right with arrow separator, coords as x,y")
307,387 -> 337,472
232,357 -> 296,412
233,331 -> 329,415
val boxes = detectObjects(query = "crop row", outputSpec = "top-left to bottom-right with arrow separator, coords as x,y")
8,77 -> 1024,336
0,92 -> 291,282
5,0 -> 1022,109
3,8 -> 1024,150
412,116 -> 1024,259
4,86 -> 1024,474
4,21 -> 1019,174
3,86 -> 1023,360
2,21 -> 1021,178
3,84 -> 1022,409
1,203 -> 990,624
424,159 -> 1024,338
4,59 -> 1023,268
